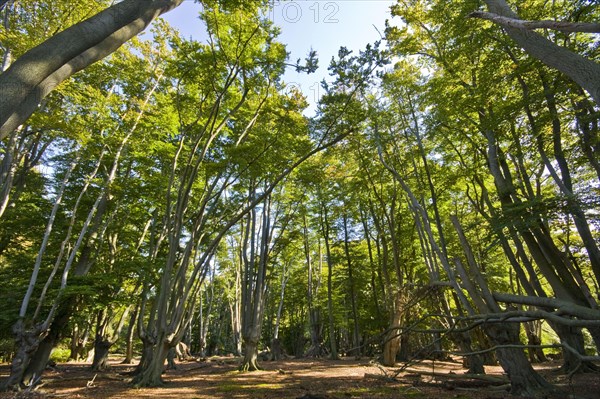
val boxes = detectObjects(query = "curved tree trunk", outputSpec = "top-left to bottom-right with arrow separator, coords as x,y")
131,334 -> 155,377
21,302 -> 73,387
0,0 -> 183,139
485,323 -> 556,397
0,321 -> 44,391
479,0 -> 600,106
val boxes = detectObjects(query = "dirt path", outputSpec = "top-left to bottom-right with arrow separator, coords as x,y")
0,357 -> 598,398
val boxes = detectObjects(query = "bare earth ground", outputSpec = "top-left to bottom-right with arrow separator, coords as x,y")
0,357 -> 598,399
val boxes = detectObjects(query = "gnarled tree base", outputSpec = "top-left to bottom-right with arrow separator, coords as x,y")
239,341 -> 262,372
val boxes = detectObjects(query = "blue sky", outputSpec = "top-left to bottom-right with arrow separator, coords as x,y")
160,0 -> 396,114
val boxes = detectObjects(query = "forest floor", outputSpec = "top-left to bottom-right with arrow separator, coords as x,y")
0,356 -> 599,399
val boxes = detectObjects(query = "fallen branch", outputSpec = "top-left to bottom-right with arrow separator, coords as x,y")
401,369 -> 509,384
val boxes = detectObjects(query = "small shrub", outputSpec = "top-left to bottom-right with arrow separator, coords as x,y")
49,347 -> 71,363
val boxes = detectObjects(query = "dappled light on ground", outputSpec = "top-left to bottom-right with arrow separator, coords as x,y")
1,357 -> 598,399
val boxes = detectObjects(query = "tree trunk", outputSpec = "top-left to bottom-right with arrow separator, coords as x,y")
321,203 -> 339,360
480,0 -> 600,106
524,321 -> 547,363
305,308 -> 325,357
382,294 -> 402,367
239,339 -> 261,372
0,0 -> 184,139
166,348 -> 177,370
452,217 -> 556,396
21,332 -> 56,387
485,323 -> 556,397
21,302 -> 73,387
455,331 -> 486,374
131,335 -> 155,377
91,339 -> 111,371
131,340 -> 170,387
343,215 -> 361,357
1,321 -> 44,390
122,307 -> 138,364
270,338 -> 284,361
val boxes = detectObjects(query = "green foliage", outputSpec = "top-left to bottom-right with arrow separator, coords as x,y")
49,346 -> 71,363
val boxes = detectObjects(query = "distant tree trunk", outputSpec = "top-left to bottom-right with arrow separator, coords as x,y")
91,306 -> 130,371
68,321 -> 91,362
343,215 -> 361,357
271,261 -> 289,361
240,191 -> 278,371
122,306 -> 138,364
198,272 -> 215,358
305,216 -> 325,358
91,339 -> 111,371
166,348 -> 177,370
360,206 -> 383,322
382,293 -> 402,366
229,253 -> 243,357
320,202 -> 338,359
524,321 -> 547,363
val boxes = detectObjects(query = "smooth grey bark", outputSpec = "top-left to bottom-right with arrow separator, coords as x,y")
320,202 -> 339,360
198,287 -> 214,358
342,214 -> 361,357
229,262 -> 243,357
470,11 -> 600,33
304,216 -> 325,358
240,192 -> 273,371
270,260 -> 288,361
478,0 -> 600,106
122,306 -> 139,364
538,75 -> 600,286
360,206 -> 383,322
0,0 -> 183,139
572,93 -> 600,183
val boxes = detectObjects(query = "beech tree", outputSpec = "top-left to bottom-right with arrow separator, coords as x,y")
473,0 -> 600,106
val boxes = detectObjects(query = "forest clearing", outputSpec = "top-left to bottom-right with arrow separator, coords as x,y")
1,356 -> 598,399
1,0 -> 600,397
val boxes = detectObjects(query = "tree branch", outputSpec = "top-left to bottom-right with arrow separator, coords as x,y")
494,292 -> 600,320
469,11 -> 600,33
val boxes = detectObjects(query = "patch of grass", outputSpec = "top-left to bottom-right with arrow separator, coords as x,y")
216,382 -> 286,393
344,385 -> 414,397
254,383 -> 286,389
218,384 -> 241,392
